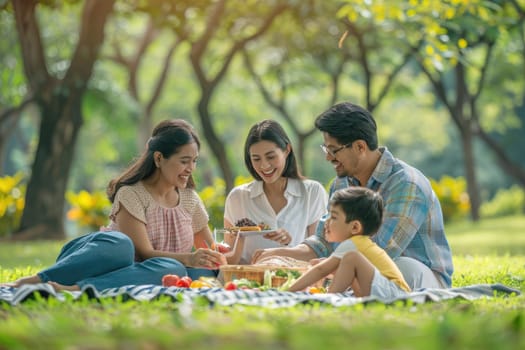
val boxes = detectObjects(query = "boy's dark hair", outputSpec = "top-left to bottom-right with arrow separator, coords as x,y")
330,187 -> 383,236
314,102 -> 378,150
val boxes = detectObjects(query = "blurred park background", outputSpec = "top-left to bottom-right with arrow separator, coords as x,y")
1,0 -> 524,239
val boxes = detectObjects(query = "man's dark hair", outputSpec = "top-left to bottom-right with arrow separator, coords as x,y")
330,187 -> 383,236
315,102 -> 378,150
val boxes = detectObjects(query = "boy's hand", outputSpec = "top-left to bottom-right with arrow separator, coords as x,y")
308,257 -> 326,266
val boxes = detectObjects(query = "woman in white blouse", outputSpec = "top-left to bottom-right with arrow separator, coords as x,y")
224,120 -> 328,264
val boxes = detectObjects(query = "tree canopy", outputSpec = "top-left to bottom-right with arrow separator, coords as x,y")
1,0 -> 524,238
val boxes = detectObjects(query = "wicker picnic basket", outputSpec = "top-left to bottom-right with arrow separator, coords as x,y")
219,256 -> 311,287
220,264 -> 308,287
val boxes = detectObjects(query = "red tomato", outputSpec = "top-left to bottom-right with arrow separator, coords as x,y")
175,278 -> 191,288
224,281 -> 237,290
180,276 -> 192,284
161,274 -> 180,287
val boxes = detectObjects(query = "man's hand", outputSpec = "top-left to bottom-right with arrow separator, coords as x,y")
308,257 -> 327,266
251,244 -> 318,264
251,247 -> 281,264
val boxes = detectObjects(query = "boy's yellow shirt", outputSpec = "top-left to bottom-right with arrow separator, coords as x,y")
350,235 -> 411,292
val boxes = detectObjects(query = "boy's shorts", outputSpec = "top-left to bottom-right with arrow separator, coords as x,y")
370,268 -> 408,300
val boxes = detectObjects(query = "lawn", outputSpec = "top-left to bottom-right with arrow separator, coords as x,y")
0,216 -> 524,350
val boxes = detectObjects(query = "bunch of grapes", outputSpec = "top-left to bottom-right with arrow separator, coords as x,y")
235,217 -> 257,227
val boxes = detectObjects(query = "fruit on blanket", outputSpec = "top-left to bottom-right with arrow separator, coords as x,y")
162,274 -> 180,287
190,280 -> 211,288
308,286 -> 326,294
175,276 -> 192,288
224,281 -> 237,290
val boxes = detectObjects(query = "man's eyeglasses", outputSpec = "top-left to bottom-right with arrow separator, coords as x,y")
320,143 -> 352,158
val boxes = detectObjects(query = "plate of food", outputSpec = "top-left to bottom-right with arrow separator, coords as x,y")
231,218 -> 274,237
238,228 -> 275,237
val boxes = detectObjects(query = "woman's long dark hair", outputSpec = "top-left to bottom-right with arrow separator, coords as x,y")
107,119 -> 200,202
243,119 -> 303,181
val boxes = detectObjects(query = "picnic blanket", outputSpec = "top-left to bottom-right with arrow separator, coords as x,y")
0,283 -> 520,307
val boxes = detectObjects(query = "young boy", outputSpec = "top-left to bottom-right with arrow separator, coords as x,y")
287,187 -> 411,298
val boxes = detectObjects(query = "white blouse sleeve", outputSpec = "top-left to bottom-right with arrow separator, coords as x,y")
307,180 -> 329,226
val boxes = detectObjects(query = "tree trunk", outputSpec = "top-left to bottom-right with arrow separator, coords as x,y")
18,94 -> 83,239
197,92 -> 234,192
459,128 -> 481,221
12,0 -> 115,239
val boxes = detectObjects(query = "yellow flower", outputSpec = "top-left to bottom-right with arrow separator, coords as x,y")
66,190 -> 111,230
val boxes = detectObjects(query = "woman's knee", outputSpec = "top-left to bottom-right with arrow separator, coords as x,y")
92,231 -> 135,265
144,257 -> 187,277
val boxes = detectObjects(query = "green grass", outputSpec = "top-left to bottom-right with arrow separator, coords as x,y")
1,216 -> 524,350
446,215 -> 525,256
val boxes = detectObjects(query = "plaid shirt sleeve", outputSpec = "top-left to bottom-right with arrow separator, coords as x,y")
302,176 -> 349,258
373,178 -> 429,258
303,214 -> 332,258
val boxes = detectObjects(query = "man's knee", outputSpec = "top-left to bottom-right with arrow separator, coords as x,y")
394,256 -> 441,290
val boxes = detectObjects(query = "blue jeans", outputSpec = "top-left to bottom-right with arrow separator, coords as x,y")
37,231 -> 217,291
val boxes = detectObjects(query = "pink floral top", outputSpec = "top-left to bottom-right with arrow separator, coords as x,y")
107,182 -> 209,258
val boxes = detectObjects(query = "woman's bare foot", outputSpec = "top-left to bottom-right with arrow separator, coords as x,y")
48,281 -> 80,292
0,275 -> 42,288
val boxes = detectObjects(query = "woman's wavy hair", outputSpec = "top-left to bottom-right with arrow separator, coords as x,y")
107,119 -> 200,202
243,119 -> 303,181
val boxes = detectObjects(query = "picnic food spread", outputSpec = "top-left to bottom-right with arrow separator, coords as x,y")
230,217 -> 272,231
161,255 -> 317,292
218,256 -> 317,290
161,221 -> 322,292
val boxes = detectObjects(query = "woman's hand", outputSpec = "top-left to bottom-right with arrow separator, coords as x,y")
263,228 -> 291,246
190,248 -> 226,269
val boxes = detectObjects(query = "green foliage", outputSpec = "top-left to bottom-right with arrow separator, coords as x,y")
337,0 -> 516,72
0,173 -> 25,237
480,185 -> 525,219
198,177 -> 226,230
430,175 -> 470,222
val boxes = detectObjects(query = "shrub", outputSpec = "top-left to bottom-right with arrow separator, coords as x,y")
481,185 -> 525,218
66,190 -> 111,231
0,173 -> 25,237
199,178 -> 226,230
198,175 -> 252,229
430,175 -> 470,222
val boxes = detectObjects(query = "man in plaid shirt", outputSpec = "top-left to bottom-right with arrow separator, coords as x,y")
252,102 -> 453,289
